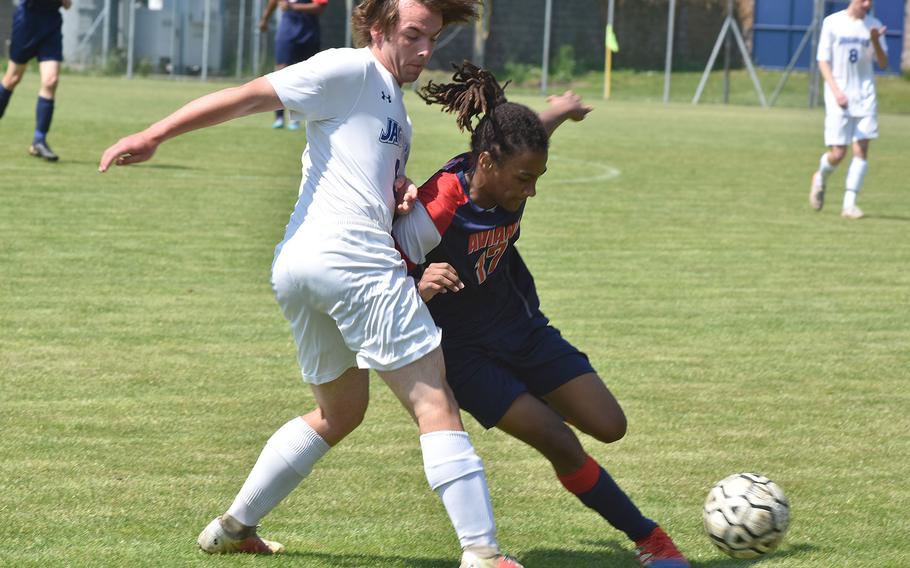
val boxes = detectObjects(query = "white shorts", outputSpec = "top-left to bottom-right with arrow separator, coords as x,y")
824,114 -> 878,147
271,217 -> 441,384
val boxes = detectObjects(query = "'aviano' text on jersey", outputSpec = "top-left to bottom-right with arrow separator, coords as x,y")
392,154 -> 544,338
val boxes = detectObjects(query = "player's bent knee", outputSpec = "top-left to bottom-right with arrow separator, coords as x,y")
316,406 -> 366,441
410,383 -> 461,424
334,408 -> 366,435
545,442 -> 589,473
607,412 -> 628,442
5,73 -> 23,88
413,403 -> 463,433
586,412 -> 627,444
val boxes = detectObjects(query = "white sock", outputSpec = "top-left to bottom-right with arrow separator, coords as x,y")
818,152 -> 837,183
844,157 -> 867,209
421,431 -> 498,552
226,417 -> 330,527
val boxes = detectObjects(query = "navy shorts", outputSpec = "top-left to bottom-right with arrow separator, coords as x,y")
442,317 -> 595,429
9,4 -> 63,64
275,40 -> 319,67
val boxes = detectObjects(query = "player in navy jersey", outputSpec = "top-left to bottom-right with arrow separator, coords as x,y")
259,0 -> 328,130
0,0 -> 72,161
392,62 -> 689,568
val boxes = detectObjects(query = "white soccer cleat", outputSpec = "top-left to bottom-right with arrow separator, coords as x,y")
841,205 -> 864,220
460,548 -> 524,568
196,516 -> 285,555
809,172 -> 825,211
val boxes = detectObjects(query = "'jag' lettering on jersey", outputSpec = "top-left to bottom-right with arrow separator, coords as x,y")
379,117 -> 402,146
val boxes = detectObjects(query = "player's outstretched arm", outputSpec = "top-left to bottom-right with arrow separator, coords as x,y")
417,263 -> 464,303
99,77 -> 281,172
538,90 -> 593,137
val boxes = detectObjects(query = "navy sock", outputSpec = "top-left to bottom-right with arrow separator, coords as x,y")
35,96 -> 54,143
559,455 -> 657,542
275,108 -> 284,121
0,84 -> 12,119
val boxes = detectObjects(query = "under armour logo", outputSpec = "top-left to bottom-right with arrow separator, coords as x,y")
381,91 -> 392,103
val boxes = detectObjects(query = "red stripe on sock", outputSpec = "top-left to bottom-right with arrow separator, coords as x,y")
558,455 -> 601,495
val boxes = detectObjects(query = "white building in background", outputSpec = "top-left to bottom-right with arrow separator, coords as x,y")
62,0 -> 229,75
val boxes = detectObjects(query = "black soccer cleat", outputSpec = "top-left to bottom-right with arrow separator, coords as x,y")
28,140 -> 59,162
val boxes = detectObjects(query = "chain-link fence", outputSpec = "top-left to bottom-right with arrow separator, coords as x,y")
0,0 -> 750,78
3,0 -> 905,84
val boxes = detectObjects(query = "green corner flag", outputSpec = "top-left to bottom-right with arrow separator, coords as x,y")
606,24 -> 619,53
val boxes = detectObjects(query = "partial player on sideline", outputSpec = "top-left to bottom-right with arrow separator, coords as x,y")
809,0 -> 888,220
258,0 -> 328,130
0,0 -> 73,161
99,2 -> 523,567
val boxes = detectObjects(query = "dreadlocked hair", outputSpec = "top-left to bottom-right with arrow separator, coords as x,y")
419,61 -> 549,162
419,61 -> 508,132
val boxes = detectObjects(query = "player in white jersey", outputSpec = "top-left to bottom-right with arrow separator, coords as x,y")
809,0 -> 888,219
98,1 -> 523,566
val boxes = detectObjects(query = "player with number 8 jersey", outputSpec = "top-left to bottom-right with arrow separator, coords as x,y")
817,1 -> 886,119
809,0 -> 888,219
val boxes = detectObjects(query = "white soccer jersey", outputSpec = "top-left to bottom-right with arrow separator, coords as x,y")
817,10 -> 887,117
266,47 -> 441,381
267,47 -> 412,239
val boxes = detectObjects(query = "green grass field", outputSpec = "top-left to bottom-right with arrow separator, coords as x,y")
1,72 -> 909,567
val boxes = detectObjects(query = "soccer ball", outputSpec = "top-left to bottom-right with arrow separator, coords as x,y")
702,472 -> 790,559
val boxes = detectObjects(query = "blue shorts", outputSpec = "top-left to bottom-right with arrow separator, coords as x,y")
442,317 -> 595,429
275,39 -> 319,67
9,4 -> 63,64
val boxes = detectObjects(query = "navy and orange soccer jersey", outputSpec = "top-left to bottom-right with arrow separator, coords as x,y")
392,153 -> 594,429
393,153 -> 542,337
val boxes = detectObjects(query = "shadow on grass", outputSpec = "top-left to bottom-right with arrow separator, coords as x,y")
528,539 -> 819,568
16,158 -> 197,171
691,542 -> 818,567
277,550 -> 451,567
280,541 -> 816,567
52,161 -> 198,170
125,163 -> 197,171
282,547 -> 631,567
866,214 -> 910,222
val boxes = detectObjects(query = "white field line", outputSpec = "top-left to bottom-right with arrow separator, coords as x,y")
545,155 -> 621,184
